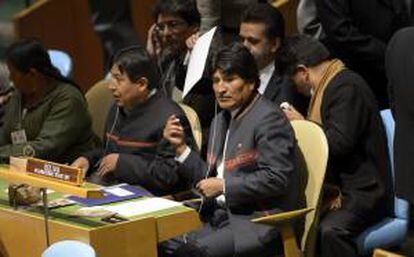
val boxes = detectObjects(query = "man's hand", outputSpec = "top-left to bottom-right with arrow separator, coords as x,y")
97,153 -> 119,177
0,90 -> 13,106
282,104 -> 305,121
146,23 -> 162,57
196,178 -> 224,198
185,32 -> 199,51
163,115 -> 187,156
71,157 -> 90,175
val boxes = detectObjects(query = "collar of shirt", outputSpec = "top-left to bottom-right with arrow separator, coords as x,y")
258,62 -> 275,94
230,107 -> 241,118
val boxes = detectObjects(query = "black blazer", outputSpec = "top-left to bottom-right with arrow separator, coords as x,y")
321,70 -> 391,220
315,0 -> 410,108
387,27 -> 414,204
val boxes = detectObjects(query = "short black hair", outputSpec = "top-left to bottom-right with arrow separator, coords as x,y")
241,3 -> 285,40
112,46 -> 160,90
5,39 -> 53,74
275,34 -> 331,76
212,42 -> 260,88
152,0 -> 200,26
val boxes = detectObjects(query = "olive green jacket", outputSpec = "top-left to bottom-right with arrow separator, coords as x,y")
0,82 -> 99,164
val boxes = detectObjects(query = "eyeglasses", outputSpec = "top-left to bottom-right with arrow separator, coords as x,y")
155,20 -> 188,33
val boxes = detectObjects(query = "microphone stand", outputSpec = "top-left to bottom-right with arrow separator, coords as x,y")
41,188 -> 51,247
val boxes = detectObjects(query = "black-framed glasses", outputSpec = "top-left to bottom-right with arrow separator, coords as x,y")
155,20 -> 188,33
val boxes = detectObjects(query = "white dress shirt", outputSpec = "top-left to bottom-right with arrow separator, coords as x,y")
258,62 -> 275,95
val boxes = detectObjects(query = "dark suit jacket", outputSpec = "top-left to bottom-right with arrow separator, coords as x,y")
178,94 -> 302,255
321,70 -> 391,220
315,0 -> 410,108
263,72 -> 309,115
387,27 -> 414,204
83,92 -> 197,196
180,94 -> 301,214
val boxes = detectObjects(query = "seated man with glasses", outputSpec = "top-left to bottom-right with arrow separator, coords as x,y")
147,0 -> 200,97
72,46 -> 197,196
148,0 -> 216,156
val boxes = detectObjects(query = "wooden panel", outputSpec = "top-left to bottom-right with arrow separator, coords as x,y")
13,0 -> 104,92
90,217 -> 157,257
272,0 -> 299,35
130,0 -> 156,43
156,208 -> 202,242
0,206 -> 157,257
0,207 -> 90,257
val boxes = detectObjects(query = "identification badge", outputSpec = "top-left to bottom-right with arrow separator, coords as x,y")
11,129 -> 27,145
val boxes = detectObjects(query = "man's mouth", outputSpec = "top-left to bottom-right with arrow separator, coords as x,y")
218,96 -> 232,101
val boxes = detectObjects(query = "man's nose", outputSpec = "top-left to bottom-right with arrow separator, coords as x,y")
108,81 -> 117,91
242,39 -> 251,50
215,81 -> 228,93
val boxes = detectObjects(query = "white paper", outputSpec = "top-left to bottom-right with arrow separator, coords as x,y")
104,187 -> 134,197
183,27 -> 217,98
102,198 -> 182,217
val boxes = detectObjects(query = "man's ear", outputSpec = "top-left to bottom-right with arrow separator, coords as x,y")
136,77 -> 149,91
248,82 -> 256,92
295,65 -> 308,76
270,38 -> 281,54
28,68 -> 40,77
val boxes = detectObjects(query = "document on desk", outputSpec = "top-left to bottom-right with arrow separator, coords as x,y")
102,198 -> 182,217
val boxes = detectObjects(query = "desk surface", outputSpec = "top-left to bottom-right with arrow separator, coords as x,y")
0,170 -> 201,257
0,179 -> 200,237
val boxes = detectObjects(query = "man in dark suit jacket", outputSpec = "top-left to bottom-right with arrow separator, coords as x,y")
72,46 -> 197,196
162,43 -> 300,257
315,0 -> 410,109
276,35 -> 390,257
387,27 -> 414,204
240,3 -> 308,114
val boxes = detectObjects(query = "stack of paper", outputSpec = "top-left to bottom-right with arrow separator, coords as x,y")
102,198 -> 182,217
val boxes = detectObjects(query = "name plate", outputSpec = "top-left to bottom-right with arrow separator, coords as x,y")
26,158 -> 84,186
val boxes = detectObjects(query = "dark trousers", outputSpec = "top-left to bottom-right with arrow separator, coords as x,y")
159,207 -> 280,257
319,209 -> 372,257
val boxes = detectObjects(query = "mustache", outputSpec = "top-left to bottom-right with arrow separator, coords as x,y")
216,92 -> 232,98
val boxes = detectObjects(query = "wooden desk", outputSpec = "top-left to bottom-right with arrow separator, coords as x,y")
0,170 -> 201,257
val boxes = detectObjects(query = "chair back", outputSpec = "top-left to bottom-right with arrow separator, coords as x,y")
290,120 -> 329,255
48,49 -> 73,77
42,240 -> 95,257
85,79 -> 113,140
380,109 -> 410,220
354,110 -> 409,257
178,103 -> 202,152
373,248 -> 405,257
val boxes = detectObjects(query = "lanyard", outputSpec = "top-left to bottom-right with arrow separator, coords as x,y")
17,94 -> 28,129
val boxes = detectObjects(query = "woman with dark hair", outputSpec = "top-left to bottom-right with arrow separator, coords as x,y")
0,39 -> 98,164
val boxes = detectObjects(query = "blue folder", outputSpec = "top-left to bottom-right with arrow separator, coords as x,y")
68,184 -> 151,206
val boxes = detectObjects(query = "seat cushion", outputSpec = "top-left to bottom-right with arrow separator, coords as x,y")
356,218 -> 408,255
